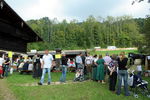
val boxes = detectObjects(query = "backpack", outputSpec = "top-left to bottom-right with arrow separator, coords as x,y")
85,58 -> 92,65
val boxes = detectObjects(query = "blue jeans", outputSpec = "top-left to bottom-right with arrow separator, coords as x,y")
137,71 -> 142,81
40,68 -> 51,84
117,70 -> 130,96
5,65 -> 9,77
77,63 -> 84,69
60,65 -> 67,82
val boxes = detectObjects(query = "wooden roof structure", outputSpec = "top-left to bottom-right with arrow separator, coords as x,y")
0,0 -> 42,53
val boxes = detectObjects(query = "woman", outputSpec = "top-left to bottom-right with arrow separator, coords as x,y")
116,52 -> 130,96
0,53 -> 4,78
92,55 -> 98,81
33,54 -> 42,78
85,53 -> 93,79
96,55 -> 105,84
108,54 -> 118,92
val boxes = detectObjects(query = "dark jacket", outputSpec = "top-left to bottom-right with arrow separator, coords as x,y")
117,57 -> 128,70
62,56 -> 68,65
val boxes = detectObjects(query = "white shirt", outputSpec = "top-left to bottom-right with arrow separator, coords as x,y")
24,59 -> 28,63
137,65 -> 142,71
93,57 -> 98,63
0,57 -> 4,66
75,56 -> 82,64
42,54 -> 54,68
103,56 -> 112,65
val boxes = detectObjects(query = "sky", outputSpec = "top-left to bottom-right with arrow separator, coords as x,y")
5,0 -> 150,22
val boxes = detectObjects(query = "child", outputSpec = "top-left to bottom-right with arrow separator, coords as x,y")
75,70 -> 81,78
74,69 -> 83,82
137,64 -> 142,80
135,59 -> 142,80
68,58 -> 76,72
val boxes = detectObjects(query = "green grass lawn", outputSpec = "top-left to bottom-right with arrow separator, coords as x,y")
90,49 -> 138,56
0,95 -> 3,100
5,72 -> 150,100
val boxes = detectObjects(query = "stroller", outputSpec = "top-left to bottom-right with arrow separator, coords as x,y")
128,71 -> 150,98
74,64 -> 85,82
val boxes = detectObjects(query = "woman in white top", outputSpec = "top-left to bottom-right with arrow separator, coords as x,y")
92,55 -> 98,81
0,53 -> 4,78
137,64 -> 142,80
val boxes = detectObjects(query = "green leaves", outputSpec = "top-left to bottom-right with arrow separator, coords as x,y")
27,15 -> 143,51
142,16 -> 150,53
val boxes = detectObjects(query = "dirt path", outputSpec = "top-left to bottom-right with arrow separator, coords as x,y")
0,79 -> 17,100
16,80 -> 90,87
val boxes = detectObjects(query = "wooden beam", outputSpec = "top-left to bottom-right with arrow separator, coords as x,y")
0,21 -> 34,41
0,33 -> 27,52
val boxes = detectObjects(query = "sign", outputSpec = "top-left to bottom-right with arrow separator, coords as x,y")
30,50 -> 37,53
55,54 -> 61,59
8,51 -> 13,58
107,46 -> 117,50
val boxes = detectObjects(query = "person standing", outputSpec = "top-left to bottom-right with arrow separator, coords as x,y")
116,52 -> 130,96
81,53 -> 86,75
85,53 -> 93,79
96,55 -> 105,84
0,53 -> 4,78
38,50 -> 54,85
60,52 -> 68,83
108,54 -> 118,92
33,54 -> 42,78
81,53 -> 86,66
75,53 -> 83,69
92,55 -> 98,81
10,58 -> 17,75
4,54 -> 10,77
103,53 -> 112,76
103,53 -> 112,65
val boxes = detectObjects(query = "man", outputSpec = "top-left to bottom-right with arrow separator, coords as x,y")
38,50 -> 54,85
75,53 -> 83,69
3,54 -> 10,77
103,53 -> 112,65
85,53 -> 93,79
81,53 -> 86,75
81,53 -> 86,66
60,52 -> 68,83
103,53 -> 112,76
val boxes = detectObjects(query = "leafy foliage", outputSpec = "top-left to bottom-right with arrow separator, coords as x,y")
140,16 -> 150,53
27,16 -> 144,51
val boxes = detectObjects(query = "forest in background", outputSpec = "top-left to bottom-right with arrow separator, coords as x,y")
26,15 -> 149,54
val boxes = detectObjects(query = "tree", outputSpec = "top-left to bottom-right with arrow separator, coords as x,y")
142,16 -> 150,53
132,0 -> 150,5
27,15 -> 143,51
132,0 -> 150,54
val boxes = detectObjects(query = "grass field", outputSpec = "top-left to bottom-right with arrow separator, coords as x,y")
0,94 -> 3,100
90,49 -> 138,56
4,72 -> 150,100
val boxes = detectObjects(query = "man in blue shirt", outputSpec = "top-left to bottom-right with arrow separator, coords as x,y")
75,53 -> 83,69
